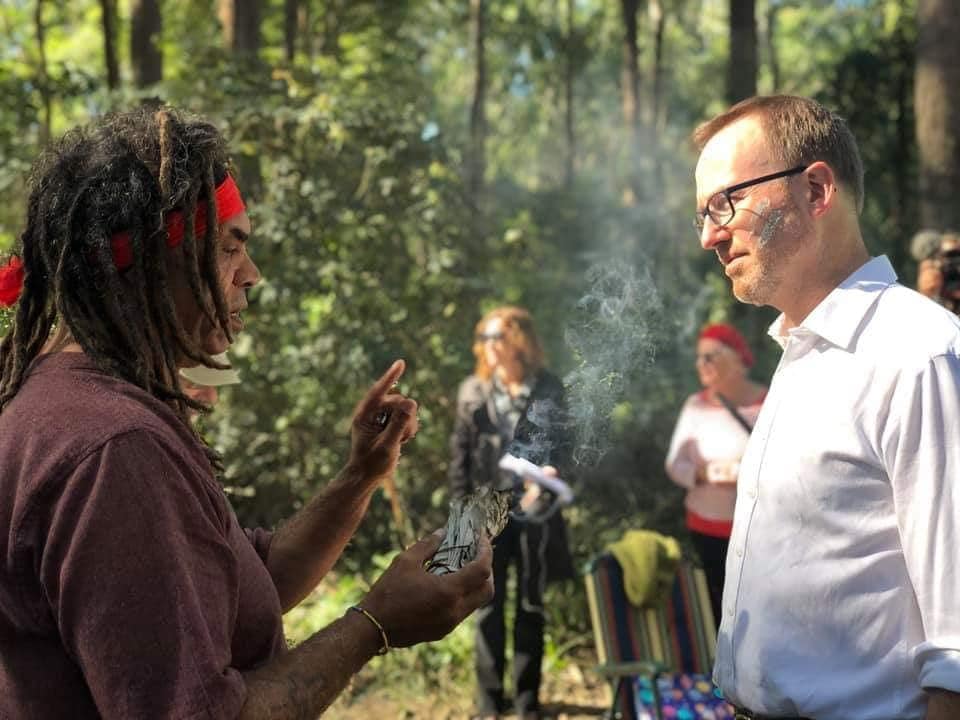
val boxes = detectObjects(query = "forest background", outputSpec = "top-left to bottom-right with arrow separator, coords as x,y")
2,0 -> 959,717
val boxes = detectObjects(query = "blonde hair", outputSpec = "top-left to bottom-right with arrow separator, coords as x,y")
472,306 -> 546,381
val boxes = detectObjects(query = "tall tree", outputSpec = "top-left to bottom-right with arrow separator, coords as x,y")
99,0 -> 120,90
467,0 -> 487,199
130,0 -> 162,87
915,0 -> 960,230
765,0 -> 782,92
297,1 -> 312,59
218,0 -> 261,56
649,0 -> 667,131
727,0 -> 757,103
218,0 -> 263,199
284,0 -> 299,63
620,0 -> 642,204
563,0 -> 576,188
34,0 -> 51,144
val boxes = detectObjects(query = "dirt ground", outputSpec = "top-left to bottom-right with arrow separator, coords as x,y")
327,653 -> 612,719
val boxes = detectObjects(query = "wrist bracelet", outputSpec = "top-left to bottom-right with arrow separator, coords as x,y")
349,605 -> 390,655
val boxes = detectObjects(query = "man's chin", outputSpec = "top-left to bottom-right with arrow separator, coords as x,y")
731,279 -> 766,306
202,331 -> 231,357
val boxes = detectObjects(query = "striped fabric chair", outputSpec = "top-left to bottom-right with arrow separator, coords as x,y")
584,551 -> 731,720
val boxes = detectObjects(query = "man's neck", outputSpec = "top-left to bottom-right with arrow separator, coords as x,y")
40,327 -> 83,355
779,228 -> 870,331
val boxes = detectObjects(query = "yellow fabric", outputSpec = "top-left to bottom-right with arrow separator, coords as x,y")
607,530 -> 682,608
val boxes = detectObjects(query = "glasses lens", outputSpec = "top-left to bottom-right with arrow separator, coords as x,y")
477,332 -> 504,342
707,192 -> 734,226
693,214 -> 705,234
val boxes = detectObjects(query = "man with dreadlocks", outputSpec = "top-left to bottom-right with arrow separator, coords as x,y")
0,107 -> 494,719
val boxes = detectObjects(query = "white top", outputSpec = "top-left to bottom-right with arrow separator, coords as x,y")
665,391 -> 763,523
715,256 -> 960,719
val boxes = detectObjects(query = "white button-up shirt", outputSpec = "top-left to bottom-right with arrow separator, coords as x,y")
715,256 -> 960,719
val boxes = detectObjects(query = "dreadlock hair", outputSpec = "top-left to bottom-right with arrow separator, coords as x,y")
0,106 -> 237,470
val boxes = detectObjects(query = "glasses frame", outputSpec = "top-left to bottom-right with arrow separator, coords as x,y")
695,350 -> 724,365
694,164 -> 808,235
476,332 -> 505,343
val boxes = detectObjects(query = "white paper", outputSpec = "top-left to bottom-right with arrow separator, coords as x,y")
498,453 -> 574,506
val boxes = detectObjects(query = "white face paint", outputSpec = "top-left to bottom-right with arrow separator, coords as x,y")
754,198 -> 786,247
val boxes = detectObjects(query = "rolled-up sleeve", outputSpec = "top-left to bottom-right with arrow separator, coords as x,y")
886,354 -> 960,692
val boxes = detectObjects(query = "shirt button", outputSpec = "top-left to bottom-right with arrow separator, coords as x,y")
727,606 -> 735,616
736,547 -> 744,557
747,488 -> 757,499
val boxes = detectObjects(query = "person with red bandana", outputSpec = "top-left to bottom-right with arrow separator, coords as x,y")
0,107 -> 493,719
665,322 -> 766,625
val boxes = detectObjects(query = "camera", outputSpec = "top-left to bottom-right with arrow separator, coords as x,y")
936,235 -> 960,299
912,230 -> 960,313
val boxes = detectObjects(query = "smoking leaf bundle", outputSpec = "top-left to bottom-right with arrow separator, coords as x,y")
426,486 -> 512,575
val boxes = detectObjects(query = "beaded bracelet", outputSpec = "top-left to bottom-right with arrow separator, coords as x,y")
349,605 -> 390,655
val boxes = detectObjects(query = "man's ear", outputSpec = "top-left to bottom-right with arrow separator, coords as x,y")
803,161 -> 838,218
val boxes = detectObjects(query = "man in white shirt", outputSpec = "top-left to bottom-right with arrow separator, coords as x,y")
692,94 -> 960,720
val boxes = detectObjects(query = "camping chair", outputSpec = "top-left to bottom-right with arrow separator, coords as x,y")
584,551 -> 733,720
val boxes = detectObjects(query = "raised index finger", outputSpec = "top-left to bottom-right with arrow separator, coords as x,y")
356,359 -> 406,416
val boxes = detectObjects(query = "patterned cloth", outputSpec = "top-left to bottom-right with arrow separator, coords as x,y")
633,672 -> 734,720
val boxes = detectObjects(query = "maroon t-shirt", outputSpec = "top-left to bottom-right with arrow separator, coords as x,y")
0,353 -> 287,719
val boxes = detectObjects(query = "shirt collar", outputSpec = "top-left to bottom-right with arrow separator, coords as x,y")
767,255 -> 897,351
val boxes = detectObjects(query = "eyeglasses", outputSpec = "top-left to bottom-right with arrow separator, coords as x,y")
694,165 -> 807,236
476,332 -> 505,343
695,351 -> 722,364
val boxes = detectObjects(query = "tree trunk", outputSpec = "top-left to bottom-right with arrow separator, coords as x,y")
727,0 -> 757,104
298,1 -> 312,59
218,0 -> 263,199
34,0 -> 51,145
219,0 -> 260,56
649,0 -> 667,131
765,2 -> 781,92
467,0 -> 487,199
284,0 -> 298,63
130,0 -> 162,87
99,0 -> 120,90
916,0 -> 960,230
620,0 -> 642,204
563,0 -> 576,189
891,24 -> 914,271
318,0 -> 341,58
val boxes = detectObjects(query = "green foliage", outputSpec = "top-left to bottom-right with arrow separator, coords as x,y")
283,550 -> 477,701
284,550 -> 584,705
0,0 -> 927,681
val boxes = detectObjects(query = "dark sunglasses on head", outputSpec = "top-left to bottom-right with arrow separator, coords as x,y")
476,332 -> 505,342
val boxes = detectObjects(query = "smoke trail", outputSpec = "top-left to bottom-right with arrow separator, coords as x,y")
561,261 -> 663,466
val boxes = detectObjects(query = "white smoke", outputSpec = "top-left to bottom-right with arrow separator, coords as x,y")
562,261 -> 664,466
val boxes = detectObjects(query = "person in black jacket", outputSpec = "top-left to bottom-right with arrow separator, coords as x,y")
449,306 -> 574,720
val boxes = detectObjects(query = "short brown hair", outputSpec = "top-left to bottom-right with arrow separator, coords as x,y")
692,95 -> 864,213
472,306 -> 546,381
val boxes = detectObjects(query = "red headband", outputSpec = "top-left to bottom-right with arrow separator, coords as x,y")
699,323 -> 754,367
0,175 -> 245,308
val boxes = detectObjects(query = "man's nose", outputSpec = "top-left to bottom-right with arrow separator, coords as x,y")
237,255 -> 261,288
700,217 -> 730,251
